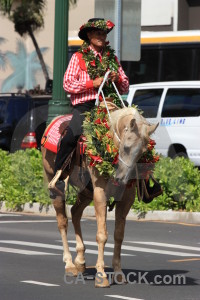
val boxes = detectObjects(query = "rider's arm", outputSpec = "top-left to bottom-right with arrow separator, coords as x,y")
63,53 -> 94,94
114,56 -> 129,95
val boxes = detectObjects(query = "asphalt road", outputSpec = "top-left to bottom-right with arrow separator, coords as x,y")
0,212 -> 200,300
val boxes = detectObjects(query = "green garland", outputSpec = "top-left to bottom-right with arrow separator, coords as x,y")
79,19 -> 115,33
79,41 -> 122,107
83,106 -> 118,177
83,106 -> 160,178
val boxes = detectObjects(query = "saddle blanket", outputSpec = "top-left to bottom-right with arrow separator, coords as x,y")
41,114 -> 72,153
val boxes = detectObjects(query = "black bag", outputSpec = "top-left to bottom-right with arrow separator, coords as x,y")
137,175 -> 163,204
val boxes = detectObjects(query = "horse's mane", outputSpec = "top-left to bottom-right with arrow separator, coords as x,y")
109,107 -> 143,130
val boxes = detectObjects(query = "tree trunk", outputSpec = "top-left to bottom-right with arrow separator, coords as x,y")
27,26 -> 49,82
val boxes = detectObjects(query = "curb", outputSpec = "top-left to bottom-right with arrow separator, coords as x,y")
1,202 -> 200,224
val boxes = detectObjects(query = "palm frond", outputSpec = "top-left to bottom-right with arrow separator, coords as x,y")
69,0 -> 78,8
0,0 -> 14,14
0,37 -> 6,44
1,71 -> 25,92
2,39 -> 50,92
0,37 -> 7,69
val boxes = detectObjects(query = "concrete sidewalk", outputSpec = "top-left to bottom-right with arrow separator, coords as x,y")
1,201 -> 200,224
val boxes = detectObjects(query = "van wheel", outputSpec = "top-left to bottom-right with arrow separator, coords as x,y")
173,151 -> 188,159
168,144 -> 188,159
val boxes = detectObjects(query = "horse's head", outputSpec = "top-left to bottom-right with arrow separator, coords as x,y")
110,107 -> 158,185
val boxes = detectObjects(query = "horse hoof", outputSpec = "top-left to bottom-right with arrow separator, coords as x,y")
112,273 -> 127,285
74,261 -> 86,273
95,277 -> 110,288
65,266 -> 78,277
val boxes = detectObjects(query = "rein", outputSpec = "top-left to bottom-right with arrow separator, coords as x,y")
115,113 -> 138,169
95,70 -> 146,191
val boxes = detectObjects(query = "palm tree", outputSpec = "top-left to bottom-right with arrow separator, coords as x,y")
0,37 -> 7,70
0,0 -> 49,82
0,0 -> 78,82
1,39 -> 49,92
69,0 -> 77,7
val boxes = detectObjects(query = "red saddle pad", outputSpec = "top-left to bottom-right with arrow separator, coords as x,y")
41,114 -> 72,153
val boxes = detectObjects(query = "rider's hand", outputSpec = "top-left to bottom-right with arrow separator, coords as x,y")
93,77 -> 104,88
110,71 -> 119,83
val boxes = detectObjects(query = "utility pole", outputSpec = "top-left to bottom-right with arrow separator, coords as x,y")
47,0 -> 71,124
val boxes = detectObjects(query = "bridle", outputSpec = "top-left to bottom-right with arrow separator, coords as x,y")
115,122 -> 134,169
114,114 -> 143,170
95,70 -> 142,170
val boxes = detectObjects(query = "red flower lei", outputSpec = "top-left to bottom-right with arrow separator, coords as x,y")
83,106 -> 159,178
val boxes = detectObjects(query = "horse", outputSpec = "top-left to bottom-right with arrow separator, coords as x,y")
41,105 -> 158,288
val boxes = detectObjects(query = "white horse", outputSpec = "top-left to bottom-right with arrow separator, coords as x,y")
42,104 -> 158,288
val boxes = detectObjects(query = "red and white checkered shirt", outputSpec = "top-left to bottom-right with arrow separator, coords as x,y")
63,47 -> 129,106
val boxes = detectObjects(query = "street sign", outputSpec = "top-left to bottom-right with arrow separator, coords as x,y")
95,0 -> 141,61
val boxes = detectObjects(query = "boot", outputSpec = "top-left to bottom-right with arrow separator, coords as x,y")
49,178 -> 65,199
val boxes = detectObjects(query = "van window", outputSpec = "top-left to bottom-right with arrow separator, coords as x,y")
0,100 -> 6,124
11,99 -> 29,124
131,89 -> 163,118
162,88 -> 200,117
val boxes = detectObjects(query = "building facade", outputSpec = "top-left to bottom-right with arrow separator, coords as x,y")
0,0 -> 200,91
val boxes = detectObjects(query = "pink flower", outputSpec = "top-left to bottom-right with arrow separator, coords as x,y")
89,155 -> 103,163
106,20 -> 115,29
102,118 -> 110,129
94,118 -> 101,124
112,154 -> 119,165
90,60 -> 96,67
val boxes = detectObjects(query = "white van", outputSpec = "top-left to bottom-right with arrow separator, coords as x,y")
126,81 -> 200,166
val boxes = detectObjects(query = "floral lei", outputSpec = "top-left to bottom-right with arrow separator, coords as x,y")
79,19 -> 115,33
83,106 -> 160,179
78,41 -> 122,106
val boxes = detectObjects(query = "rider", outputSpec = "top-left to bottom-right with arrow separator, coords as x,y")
52,18 -> 129,187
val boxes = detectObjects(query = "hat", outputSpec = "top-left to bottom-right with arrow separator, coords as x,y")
78,18 -> 115,41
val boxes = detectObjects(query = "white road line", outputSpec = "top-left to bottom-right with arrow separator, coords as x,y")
0,219 -> 85,224
68,240 -> 200,257
0,220 -> 57,224
0,240 -> 133,257
21,280 -> 59,287
0,246 -> 60,256
105,295 -> 144,300
0,214 -> 21,217
126,241 -> 200,252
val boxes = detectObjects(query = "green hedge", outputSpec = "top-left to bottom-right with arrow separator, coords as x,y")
134,156 -> 200,212
0,148 -> 78,210
0,149 -> 200,212
0,149 -> 51,209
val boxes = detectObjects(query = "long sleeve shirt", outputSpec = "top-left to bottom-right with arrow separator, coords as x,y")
63,47 -> 129,106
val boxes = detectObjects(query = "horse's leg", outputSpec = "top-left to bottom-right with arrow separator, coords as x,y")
93,182 -> 110,288
42,147 -> 77,276
112,184 -> 136,284
71,188 -> 93,273
52,192 -> 78,276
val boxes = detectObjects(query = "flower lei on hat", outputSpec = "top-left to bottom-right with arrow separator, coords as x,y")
83,106 -> 160,178
79,19 -> 115,32
78,40 -> 122,106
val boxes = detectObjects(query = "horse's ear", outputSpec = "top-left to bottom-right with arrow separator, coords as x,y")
130,118 -> 136,131
148,122 -> 159,136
